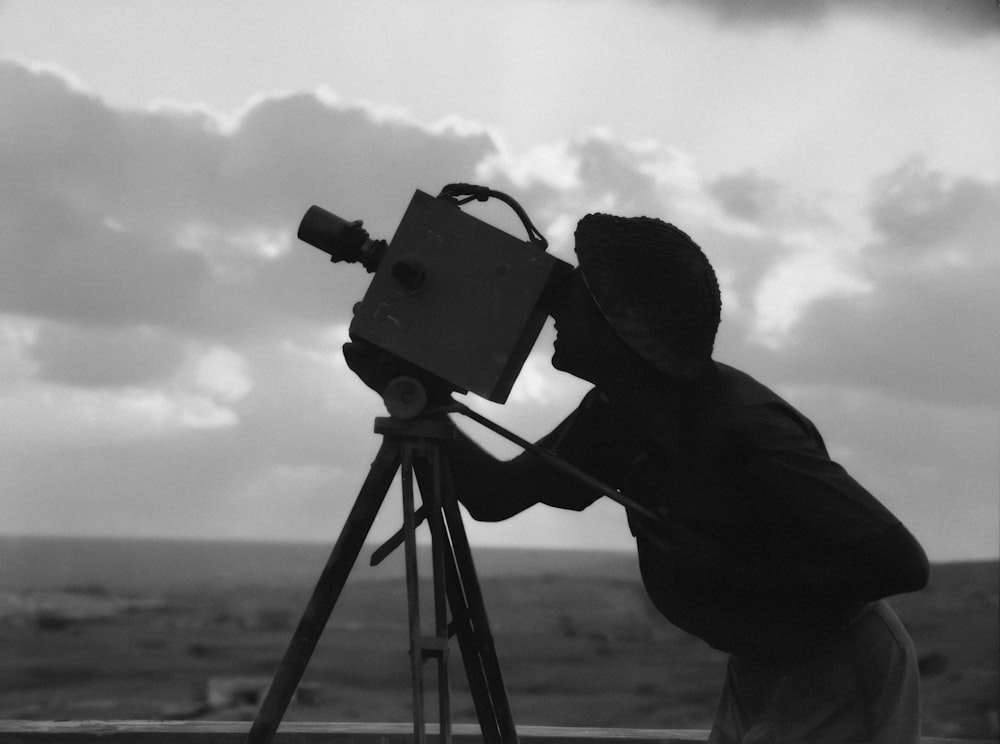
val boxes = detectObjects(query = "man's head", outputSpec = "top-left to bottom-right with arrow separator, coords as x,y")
553,214 -> 721,383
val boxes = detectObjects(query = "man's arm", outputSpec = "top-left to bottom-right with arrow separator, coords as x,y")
633,509 -> 928,607
446,428 -> 548,521
632,399 -> 929,605
341,339 -> 619,523
727,401 -> 930,602
449,389 -> 619,522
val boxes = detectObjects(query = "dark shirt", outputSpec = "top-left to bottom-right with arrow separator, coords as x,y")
454,362 -> 929,658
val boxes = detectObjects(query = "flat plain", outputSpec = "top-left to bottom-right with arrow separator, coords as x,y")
0,537 -> 996,740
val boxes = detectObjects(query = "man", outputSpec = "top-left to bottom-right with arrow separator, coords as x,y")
347,213 -> 930,742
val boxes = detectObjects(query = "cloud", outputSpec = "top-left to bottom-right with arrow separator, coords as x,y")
1,60 -> 995,557
708,170 -> 782,222
0,62 -> 499,335
769,159 -> 1000,407
869,156 -> 1000,262
0,60 -> 497,537
478,130 -> 719,260
773,267 -> 998,407
653,0 -> 1000,37
449,126 -> 1000,414
31,323 -> 184,388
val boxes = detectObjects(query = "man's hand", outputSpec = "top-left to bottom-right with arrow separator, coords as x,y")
342,336 -> 455,410
342,337 -> 398,395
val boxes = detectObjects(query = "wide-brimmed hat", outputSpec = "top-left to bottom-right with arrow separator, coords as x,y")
574,213 -> 722,381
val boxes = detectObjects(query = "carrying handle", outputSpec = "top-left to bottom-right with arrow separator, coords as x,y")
437,183 -> 548,250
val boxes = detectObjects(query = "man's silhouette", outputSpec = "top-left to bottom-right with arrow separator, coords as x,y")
348,213 -> 930,743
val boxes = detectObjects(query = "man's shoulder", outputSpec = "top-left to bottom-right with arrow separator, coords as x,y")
705,361 -> 782,408
704,362 -> 822,443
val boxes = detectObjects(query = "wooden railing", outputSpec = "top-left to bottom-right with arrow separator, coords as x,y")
0,721 -> 994,744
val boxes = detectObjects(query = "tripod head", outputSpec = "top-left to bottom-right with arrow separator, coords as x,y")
382,376 -> 435,420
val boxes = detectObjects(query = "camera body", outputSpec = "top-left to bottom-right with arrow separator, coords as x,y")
302,189 -> 569,403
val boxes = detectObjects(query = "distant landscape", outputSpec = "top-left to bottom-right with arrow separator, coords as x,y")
0,536 -> 996,740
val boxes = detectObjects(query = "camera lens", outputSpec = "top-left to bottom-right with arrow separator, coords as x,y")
297,206 -> 367,262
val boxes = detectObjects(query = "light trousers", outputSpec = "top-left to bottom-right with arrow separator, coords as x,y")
709,600 -> 921,744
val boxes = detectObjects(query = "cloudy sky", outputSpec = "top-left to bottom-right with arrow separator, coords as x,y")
1,0 -> 997,562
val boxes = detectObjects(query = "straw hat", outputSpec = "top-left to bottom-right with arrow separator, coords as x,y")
574,213 -> 722,381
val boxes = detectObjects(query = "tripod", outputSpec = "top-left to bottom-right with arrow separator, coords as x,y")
245,377 -> 660,744
246,394 -> 518,744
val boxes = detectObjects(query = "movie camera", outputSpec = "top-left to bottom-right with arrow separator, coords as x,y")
297,184 -> 571,408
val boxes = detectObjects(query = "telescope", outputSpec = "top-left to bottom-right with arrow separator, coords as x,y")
297,184 -> 571,405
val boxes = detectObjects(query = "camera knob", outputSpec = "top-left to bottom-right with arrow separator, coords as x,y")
383,376 -> 428,420
391,259 -> 426,293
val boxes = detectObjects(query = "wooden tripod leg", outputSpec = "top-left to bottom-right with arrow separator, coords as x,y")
245,437 -> 402,744
415,442 -> 453,744
401,442 -> 428,744
416,457 -> 520,744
